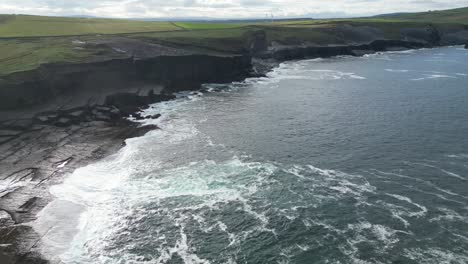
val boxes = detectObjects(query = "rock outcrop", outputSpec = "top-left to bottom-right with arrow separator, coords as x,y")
246,30 -> 269,54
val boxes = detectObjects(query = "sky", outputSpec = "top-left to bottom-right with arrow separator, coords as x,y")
0,0 -> 467,19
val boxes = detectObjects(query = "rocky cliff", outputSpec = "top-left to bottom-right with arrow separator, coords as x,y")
0,54 -> 251,111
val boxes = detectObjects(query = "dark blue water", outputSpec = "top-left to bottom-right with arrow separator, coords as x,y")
38,47 -> 468,264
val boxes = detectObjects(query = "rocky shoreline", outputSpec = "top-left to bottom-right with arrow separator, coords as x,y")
0,32 -> 467,262
0,91 -> 175,263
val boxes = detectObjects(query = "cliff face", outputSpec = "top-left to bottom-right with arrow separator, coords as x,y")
135,55 -> 252,91
261,40 -> 428,61
2,22 -> 468,113
0,54 -> 251,110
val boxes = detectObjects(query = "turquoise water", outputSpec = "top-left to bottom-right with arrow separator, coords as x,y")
38,46 -> 468,263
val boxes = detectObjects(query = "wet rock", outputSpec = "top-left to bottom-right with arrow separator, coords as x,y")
132,113 -> 145,120
105,93 -> 148,114
105,93 -> 177,116
465,44 -> 468,49
146,114 -> 161,119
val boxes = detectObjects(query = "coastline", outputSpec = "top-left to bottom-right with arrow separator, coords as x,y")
0,42 -> 464,263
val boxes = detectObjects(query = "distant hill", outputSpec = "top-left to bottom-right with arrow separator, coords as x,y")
134,17 -> 312,23
374,7 -> 468,24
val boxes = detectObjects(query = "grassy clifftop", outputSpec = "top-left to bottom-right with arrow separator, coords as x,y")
375,7 -> 468,24
1,7 -> 468,77
0,15 -> 181,37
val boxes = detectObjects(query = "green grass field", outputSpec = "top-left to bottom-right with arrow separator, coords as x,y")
0,38 -> 126,76
375,7 -> 468,24
174,22 -> 247,30
0,15 -> 181,37
0,6 -> 467,77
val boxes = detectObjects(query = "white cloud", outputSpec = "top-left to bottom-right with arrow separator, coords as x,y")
0,0 -> 467,18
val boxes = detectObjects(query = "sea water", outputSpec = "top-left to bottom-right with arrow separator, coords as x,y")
37,46 -> 468,264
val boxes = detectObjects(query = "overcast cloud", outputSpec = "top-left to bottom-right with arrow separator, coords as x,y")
0,0 -> 467,18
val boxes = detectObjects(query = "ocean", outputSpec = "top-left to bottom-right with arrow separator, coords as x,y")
36,46 -> 468,264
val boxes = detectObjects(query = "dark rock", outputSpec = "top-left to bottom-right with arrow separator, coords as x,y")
0,129 -> 22,137
2,119 -> 33,130
105,93 -> 175,117
0,136 -> 14,144
0,210 -> 15,226
55,117 -> 73,127
147,89 -> 155,98
150,114 -> 161,119
105,93 -> 149,114
400,25 -> 440,46
465,44 -> 468,49
96,106 -> 111,112
351,49 -> 376,56
110,108 -> 121,115
69,110 -> 85,118
95,113 -> 111,121
247,30 -> 268,54
36,116 -> 49,123
91,108 -> 114,121
267,40 -> 427,61
36,114 -> 57,123
107,108 -> 122,120
1,53 -> 251,110
17,197 -> 39,213
426,24 -> 441,45
132,113 -> 145,120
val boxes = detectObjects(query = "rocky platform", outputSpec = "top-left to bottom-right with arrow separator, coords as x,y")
0,90 -> 177,263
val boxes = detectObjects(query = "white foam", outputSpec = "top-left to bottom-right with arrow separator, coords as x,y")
405,247 -> 468,264
446,154 -> 468,159
159,226 -> 211,264
439,169 -> 467,181
56,159 -> 71,168
408,161 -> 467,181
296,244 -> 310,251
430,207 -> 468,224
261,61 -> 367,83
411,74 -> 456,81
347,222 -> 399,248
371,169 -> 467,200
385,69 -> 410,73
386,193 -> 428,218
